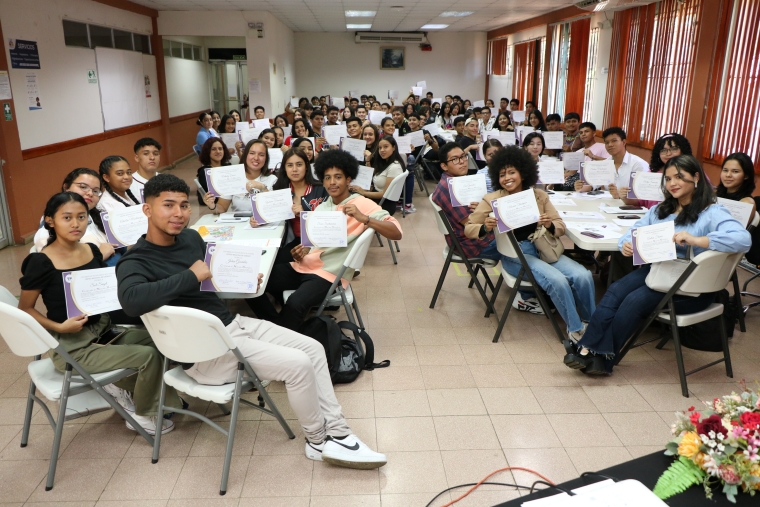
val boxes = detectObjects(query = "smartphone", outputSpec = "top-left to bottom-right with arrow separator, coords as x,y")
234,212 -> 252,218
619,205 -> 644,210
581,231 -> 604,239
586,190 -> 604,195
617,215 -> 640,220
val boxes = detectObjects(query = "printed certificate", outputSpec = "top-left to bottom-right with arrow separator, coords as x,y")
485,130 -> 516,146
717,197 -> 754,227
369,111 -> 390,125
62,267 -> 121,318
323,125 -> 348,145
340,137 -> 367,161
627,171 -> 665,201
537,159 -> 566,184
101,206 -> 147,247
449,174 -> 488,207
268,148 -> 284,170
543,131 -> 564,150
300,211 -> 348,248
403,130 -> 426,148
220,134 -> 239,151
511,110 -> 526,123
580,159 -> 616,187
631,221 -> 677,265
200,243 -> 261,293
562,151 -> 585,171
353,166 -> 374,191
204,165 -> 247,197
250,188 -> 295,224
491,189 -> 540,233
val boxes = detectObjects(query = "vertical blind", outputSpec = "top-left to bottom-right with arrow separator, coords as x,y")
488,39 -> 509,75
512,41 -> 536,104
547,23 -> 571,117
583,27 -> 601,122
703,0 -> 760,173
564,17 -> 591,117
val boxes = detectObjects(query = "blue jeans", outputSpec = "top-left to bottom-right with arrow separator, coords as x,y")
404,156 -> 416,205
500,241 -> 595,333
578,265 -> 715,360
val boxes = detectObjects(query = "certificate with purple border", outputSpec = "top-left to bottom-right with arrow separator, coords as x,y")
200,243 -> 261,293
250,188 -> 295,224
300,211 -> 347,248
631,221 -> 676,265
580,159 -> 616,187
490,189 -> 540,234
448,175 -> 487,207
100,205 -> 147,247
62,267 -> 121,318
204,165 -> 247,197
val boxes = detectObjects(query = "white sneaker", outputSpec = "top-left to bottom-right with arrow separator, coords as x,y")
126,414 -> 175,435
304,439 -> 325,461
322,434 -> 387,469
512,296 -> 545,315
258,380 -> 270,389
568,322 -> 588,344
102,384 -> 135,414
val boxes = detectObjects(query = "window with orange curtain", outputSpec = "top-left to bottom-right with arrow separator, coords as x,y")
564,18 -> 590,116
583,27 -> 600,122
604,0 -> 702,148
547,23 -> 571,116
488,39 -> 508,75
512,41 -> 537,106
703,0 -> 760,172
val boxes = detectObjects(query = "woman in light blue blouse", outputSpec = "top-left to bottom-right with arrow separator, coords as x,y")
564,155 -> 751,375
476,138 -> 503,193
194,112 -> 216,155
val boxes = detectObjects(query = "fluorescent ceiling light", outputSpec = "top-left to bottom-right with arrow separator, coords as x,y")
440,11 -> 473,17
345,10 -> 377,17
347,24 -> 373,29
421,24 -> 448,29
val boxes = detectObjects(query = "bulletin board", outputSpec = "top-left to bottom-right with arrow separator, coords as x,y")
95,47 -> 148,130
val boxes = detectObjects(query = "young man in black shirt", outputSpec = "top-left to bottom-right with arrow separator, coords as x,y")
116,174 -> 386,470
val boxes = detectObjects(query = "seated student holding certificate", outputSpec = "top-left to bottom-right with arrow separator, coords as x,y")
292,137 -> 317,165
202,139 -> 276,214
528,110 -> 548,132
717,152 -> 757,216
465,146 -> 596,333
345,116 -> 363,140
380,117 -> 396,139
564,155 -> 751,375
253,105 -> 266,121
493,112 -> 515,133
283,119 -> 315,147
116,174 -> 387,469
574,127 -> 649,204
258,129 -> 277,149
195,137 -> 232,205
361,124 -> 380,164
21,192 -> 180,435
561,112 -> 583,153
247,150 -> 402,330
576,122 -> 609,162
458,118 -> 486,169
391,106 -> 411,136
351,135 -> 406,215
640,133 -> 693,208
219,114 -> 245,156
33,168 -> 119,265
130,138 -> 162,201
476,139 -> 503,194
194,112 -> 216,155
96,156 -> 141,213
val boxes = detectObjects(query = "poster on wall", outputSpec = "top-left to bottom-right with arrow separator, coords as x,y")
26,72 -> 41,110
8,39 -> 40,69
144,75 -> 151,98
0,71 -> 12,100
249,79 -> 261,93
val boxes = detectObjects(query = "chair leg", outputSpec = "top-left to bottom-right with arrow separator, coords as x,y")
741,271 -> 760,292
430,250 -> 453,308
468,265 -> 477,288
245,368 -> 295,440
375,231 -> 384,248
394,241 -> 400,253
719,314 -> 733,378
152,357 -> 169,464
20,379 -> 37,448
220,364 -> 244,495
493,270 -> 523,343
216,403 -> 232,416
388,238 -> 397,264
46,365 -> 73,491
732,272 -> 745,332
485,275 -> 503,319
352,297 -> 366,331
668,308 -> 689,398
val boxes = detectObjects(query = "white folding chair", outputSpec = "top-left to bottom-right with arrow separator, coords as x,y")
285,228 -> 375,331
736,211 -> 760,329
467,152 -> 479,173
141,306 -> 294,496
374,170 -> 407,264
428,195 -> 498,317
0,284 -> 17,306
617,250 -> 744,397
488,230 -> 566,343
0,301 -> 154,491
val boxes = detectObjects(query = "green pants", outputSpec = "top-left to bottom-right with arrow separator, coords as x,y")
50,315 -> 180,416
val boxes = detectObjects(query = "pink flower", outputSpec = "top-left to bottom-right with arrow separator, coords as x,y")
720,465 -> 742,485
690,412 -> 702,424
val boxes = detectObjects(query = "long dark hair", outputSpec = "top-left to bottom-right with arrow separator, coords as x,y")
495,112 -> 513,132
99,156 -> 138,206
62,168 -> 106,234
43,192 -> 89,246
273,149 -> 319,190
199,137 -> 231,167
274,114 -> 290,127
650,133 -> 692,173
657,155 -> 715,225
240,139 -> 273,176
362,124 -> 380,152
369,136 -> 406,175
528,110 -> 548,131
196,111 -> 211,127
717,152 -> 756,200
291,118 -> 315,138
219,114 -> 236,133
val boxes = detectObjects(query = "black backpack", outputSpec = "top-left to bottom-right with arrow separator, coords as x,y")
677,289 -> 738,351
298,316 -> 390,384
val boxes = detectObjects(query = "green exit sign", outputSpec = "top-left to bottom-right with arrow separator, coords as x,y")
232,55 -> 245,60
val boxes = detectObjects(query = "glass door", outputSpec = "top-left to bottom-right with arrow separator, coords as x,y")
210,61 -> 247,117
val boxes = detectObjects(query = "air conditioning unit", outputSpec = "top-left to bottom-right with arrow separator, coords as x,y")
355,32 -> 429,44
574,0 -> 659,11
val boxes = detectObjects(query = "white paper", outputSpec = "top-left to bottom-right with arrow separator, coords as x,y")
717,197 -> 755,227
26,72 -> 41,110
353,166 -> 374,191
613,218 -> 641,227
485,130 -> 516,146
63,268 -> 121,317
240,128 -> 263,145
416,80 -> 427,89
411,86 -> 422,96
562,151 -> 586,171
432,97 -> 443,105
236,122 -> 250,134
629,171 -> 665,201
242,222 -> 280,231
473,100 -> 485,108
0,70 -> 11,100
340,137 -> 367,161
571,190 -> 612,200
103,205 -> 148,246
348,90 -> 359,98
207,165 -> 247,196
302,211 -> 348,247
205,244 -> 261,293
369,110 -> 390,125
323,125 -> 348,146
252,118 -> 270,129
290,96 -> 299,108
493,189 -> 541,230
268,148 -> 283,170
537,160 -> 566,184
517,126 -> 534,143
248,79 -> 261,93
581,159 -> 616,187
397,142 -> 412,154
511,110 -> 526,123
567,222 -> 622,239
548,195 -> 577,206
559,211 -> 606,220
250,188 -> 295,224
543,131 -> 564,150
215,212 -> 248,223
387,90 -> 399,100
281,125 -> 292,138
450,174 -> 488,206
220,133 -> 239,151
633,221 -> 677,264
226,238 -> 279,248
331,96 -> 345,108
403,130 -> 425,148
423,124 -> 440,136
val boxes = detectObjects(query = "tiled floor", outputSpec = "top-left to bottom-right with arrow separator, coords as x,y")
1,158 -> 759,506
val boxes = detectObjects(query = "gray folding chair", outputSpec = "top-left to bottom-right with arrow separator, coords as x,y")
374,170 -> 407,263
408,142 -> 430,196
0,301 -> 154,491
141,306 -> 295,495
736,211 -> 760,330
616,250 -> 744,397
488,230 -> 565,343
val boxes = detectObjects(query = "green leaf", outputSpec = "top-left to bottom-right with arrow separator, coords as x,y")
723,445 -> 737,456
665,442 -> 679,455
654,456 -> 706,500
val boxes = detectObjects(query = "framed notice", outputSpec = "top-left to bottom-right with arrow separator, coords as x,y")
380,47 -> 405,70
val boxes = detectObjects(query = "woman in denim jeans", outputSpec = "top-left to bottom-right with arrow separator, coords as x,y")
464,146 -> 596,341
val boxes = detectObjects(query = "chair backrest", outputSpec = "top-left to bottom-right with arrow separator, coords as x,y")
495,229 -> 519,258
0,302 -> 59,357
679,250 -> 745,294
345,228 -> 376,270
141,306 -> 235,364
381,170 -> 407,203
0,285 -> 17,307
429,195 -> 450,236
751,211 -> 760,228
467,152 -> 478,172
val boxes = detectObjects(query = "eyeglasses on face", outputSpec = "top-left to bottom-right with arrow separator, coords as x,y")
72,182 -> 103,196
660,147 -> 680,156
446,154 -> 468,165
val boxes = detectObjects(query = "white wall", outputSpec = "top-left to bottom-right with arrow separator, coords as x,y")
0,0 -> 154,150
294,32 -> 487,102
164,56 -> 209,117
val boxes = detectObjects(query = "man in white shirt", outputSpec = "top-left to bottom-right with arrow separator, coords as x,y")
575,126 -> 648,205
479,107 -> 495,132
130,138 -> 161,202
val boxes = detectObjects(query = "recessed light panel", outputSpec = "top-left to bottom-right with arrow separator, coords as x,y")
347,24 -> 373,29
345,11 -> 377,17
440,11 -> 474,17
421,24 -> 449,29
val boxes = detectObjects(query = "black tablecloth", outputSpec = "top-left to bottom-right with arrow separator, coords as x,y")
494,451 -> 754,506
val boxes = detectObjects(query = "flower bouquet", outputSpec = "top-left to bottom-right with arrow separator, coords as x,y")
655,383 -> 760,503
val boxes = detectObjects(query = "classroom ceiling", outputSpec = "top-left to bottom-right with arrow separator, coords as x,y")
132,0 -> 579,32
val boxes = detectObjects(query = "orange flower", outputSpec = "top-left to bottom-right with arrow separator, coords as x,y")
678,431 -> 702,460
750,465 -> 760,490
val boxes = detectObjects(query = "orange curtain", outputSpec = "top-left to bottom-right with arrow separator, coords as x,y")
564,17 -> 590,116
489,39 -> 508,75
512,41 -> 536,104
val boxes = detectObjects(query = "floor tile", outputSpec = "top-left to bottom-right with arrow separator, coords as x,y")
310,462 -> 380,497
426,388 -> 487,416
371,366 -> 424,391
420,365 -> 476,389
434,415 -> 501,450
378,451 -> 447,494
583,385 -> 653,413
0,458 -> 49,503
479,387 -> 543,415
28,458 -> 120,502
100,457 -> 185,500
603,412 -> 672,446
469,364 -> 527,388
531,386 -> 599,414
440,449 -> 510,491
491,414 -> 561,449
170,456 -> 249,498
415,345 -> 466,366
241,454 -> 313,497
547,413 -> 622,447
566,446 -> 633,473
376,417 -> 438,452
502,448 -> 578,485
